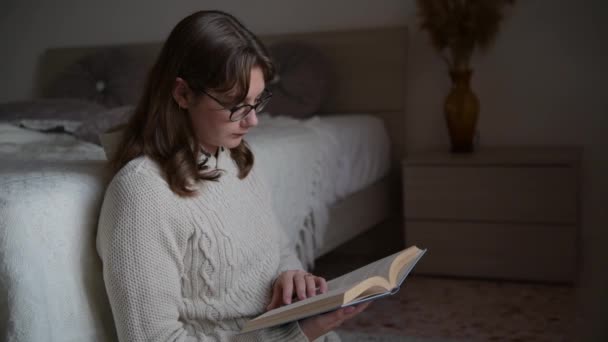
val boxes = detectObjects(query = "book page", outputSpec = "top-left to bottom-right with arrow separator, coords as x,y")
390,247 -> 426,287
326,250 -> 404,291
388,246 -> 425,286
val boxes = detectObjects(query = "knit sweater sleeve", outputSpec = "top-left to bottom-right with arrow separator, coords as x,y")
96,168 -> 309,342
96,170 -> 198,342
277,218 -> 306,273
250,166 -> 304,273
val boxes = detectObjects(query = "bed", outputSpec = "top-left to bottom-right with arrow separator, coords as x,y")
0,26 -> 408,341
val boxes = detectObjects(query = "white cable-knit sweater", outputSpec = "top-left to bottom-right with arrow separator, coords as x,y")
96,148 -> 337,341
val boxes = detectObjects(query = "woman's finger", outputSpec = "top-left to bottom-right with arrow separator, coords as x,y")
294,272 -> 307,301
305,274 -> 317,297
316,276 -> 328,294
323,302 -> 370,325
352,301 -> 371,314
282,272 -> 295,305
342,302 -> 371,319
303,301 -> 372,333
358,301 -> 372,311
266,283 -> 282,310
313,307 -> 348,330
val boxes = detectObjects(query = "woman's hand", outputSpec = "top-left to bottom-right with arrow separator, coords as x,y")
266,270 -> 328,311
299,302 -> 371,341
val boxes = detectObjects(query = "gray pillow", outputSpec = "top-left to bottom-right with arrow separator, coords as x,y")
264,41 -> 333,118
44,47 -> 152,107
74,105 -> 133,145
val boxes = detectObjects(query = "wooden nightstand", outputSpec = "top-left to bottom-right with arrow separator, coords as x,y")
402,147 -> 581,283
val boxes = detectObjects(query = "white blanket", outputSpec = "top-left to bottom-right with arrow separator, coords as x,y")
247,114 -> 390,267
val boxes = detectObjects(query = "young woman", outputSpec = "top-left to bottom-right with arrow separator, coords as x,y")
96,10 -> 369,342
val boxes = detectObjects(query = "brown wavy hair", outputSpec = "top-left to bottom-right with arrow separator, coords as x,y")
109,10 -> 275,197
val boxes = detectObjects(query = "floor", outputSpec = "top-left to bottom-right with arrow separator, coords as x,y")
312,218 -> 577,342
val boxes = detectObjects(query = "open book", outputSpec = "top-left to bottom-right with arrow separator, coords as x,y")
241,245 -> 426,333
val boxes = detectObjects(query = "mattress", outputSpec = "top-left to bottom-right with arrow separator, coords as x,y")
0,113 -> 391,267
0,114 -> 391,341
305,114 -> 391,200
0,114 -> 391,196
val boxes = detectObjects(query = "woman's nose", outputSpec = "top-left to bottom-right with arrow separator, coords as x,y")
242,109 -> 258,127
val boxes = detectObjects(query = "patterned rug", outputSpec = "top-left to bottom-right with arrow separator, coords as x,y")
337,330 -> 459,342
314,219 -> 575,342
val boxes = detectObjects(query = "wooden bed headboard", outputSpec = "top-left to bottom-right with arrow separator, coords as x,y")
35,26 -> 408,161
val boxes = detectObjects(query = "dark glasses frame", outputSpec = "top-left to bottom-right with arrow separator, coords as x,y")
201,89 -> 273,122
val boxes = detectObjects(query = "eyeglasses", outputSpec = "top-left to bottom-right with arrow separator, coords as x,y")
201,89 -> 273,122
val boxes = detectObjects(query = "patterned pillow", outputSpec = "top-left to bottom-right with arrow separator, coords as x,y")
264,41 -> 333,118
44,47 -> 153,107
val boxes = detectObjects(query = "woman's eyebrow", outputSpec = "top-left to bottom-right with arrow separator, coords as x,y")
247,90 -> 265,102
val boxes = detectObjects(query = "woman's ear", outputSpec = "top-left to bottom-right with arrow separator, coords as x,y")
172,77 -> 192,109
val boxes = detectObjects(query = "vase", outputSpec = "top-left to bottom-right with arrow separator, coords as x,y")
444,69 -> 479,153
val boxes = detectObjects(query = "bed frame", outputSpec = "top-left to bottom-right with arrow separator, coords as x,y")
34,26 -> 409,258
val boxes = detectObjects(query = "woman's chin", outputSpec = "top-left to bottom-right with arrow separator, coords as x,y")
224,135 -> 244,148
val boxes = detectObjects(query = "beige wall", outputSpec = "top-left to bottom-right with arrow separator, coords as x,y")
405,1 -> 607,149
1,0 -> 606,339
0,0 -> 410,102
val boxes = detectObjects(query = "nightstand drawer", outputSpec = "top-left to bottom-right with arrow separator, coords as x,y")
403,166 -> 578,224
406,221 -> 577,282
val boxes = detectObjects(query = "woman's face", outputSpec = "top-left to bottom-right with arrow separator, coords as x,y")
185,66 -> 265,154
